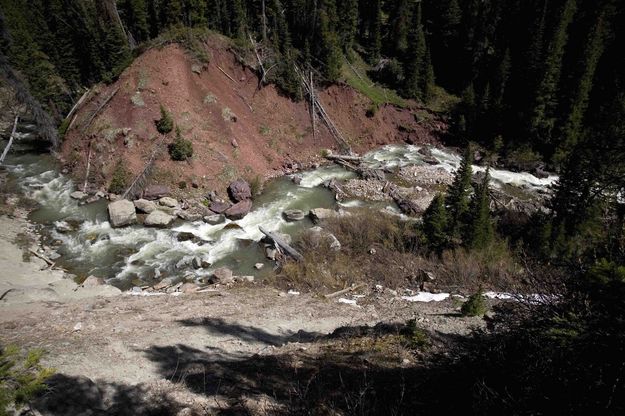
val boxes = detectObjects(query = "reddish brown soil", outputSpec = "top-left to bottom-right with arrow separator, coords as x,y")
61,36 -> 445,197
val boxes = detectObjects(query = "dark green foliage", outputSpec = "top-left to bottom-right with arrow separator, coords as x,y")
1,346 -> 55,415
168,126 -> 193,161
108,161 -> 130,194
423,193 -> 448,253
155,105 -> 174,134
468,169 -> 494,250
460,288 -> 487,317
402,2 -> 427,100
446,146 -> 473,240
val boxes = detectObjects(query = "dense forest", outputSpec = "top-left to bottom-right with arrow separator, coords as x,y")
1,0 -> 623,166
1,0 -> 625,414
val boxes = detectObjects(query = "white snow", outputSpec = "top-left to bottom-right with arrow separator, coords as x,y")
401,292 -> 450,302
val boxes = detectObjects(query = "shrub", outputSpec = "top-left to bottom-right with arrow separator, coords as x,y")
0,346 -> 55,414
461,288 -> 488,317
155,105 -> 173,134
108,161 -> 130,194
403,319 -> 430,349
168,126 -> 193,161
247,175 -> 264,197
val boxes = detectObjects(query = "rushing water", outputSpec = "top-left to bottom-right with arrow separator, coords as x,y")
2,140 -> 557,289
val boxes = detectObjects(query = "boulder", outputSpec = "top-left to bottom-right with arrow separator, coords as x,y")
308,226 -> 341,251
191,257 -> 203,269
234,275 -> 255,283
210,201 -> 231,214
107,200 -> 137,227
54,221 -> 74,233
159,197 -> 178,208
142,185 -> 171,200
309,208 -> 338,223
265,247 -> 278,260
144,210 -> 175,227
283,209 -> 306,222
227,179 -> 252,202
254,263 -> 264,270
358,169 -> 386,181
177,211 -> 202,221
204,214 -> 225,225
134,199 -> 157,214
225,199 -> 252,220
418,146 -> 433,157
176,232 -> 198,242
210,267 -> 234,284
82,275 -> 105,287
70,191 -> 88,200
180,283 -> 199,294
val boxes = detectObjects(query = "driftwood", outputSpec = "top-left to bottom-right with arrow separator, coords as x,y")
82,87 -> 120,133
259,226 -> 304,262
0,115 -> 19,165
82,139 -> 92,193
324,283 -> 366,299
325,154 -> 362,163
217,65 -> 237,83
28,249 -> 57,270
122,136 -> 165,199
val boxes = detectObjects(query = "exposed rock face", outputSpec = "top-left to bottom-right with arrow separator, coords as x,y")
227,179 -> 252,203
225,199 -> 252,220
210,201 -> 231,214
142,185 -> 170,200
210,267 -> 234,284
107,200 -> 137,227
134,199 -> 157,214
283,209 -> 305,222
70,191 -> 88,200
159,197 -> 178,208
144,210 -> 175,227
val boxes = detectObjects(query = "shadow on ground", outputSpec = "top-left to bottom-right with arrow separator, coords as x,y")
32,320 -> 468,415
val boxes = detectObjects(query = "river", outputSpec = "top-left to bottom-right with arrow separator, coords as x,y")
2,139 -> 558,290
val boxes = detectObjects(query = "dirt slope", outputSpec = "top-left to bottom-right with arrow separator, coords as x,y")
61,36 -> 445,196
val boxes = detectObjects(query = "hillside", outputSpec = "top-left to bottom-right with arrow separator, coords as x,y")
60,36 -> 444,197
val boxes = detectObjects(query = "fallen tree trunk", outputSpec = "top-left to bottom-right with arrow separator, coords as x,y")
0,115 -> 19,165
259,226 -> 304,262
324,154 -> 362,163
324,283 -> 366,299
82,87 -> 119,133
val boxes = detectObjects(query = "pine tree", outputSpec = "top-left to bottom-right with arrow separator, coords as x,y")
529,0 -> 577,148
337,0 -> 358,52
388,0 -> 410,55
317,9 -> 342,82
403,1 -> 426,99
420,46 -> 435,101
556,11 -> 608,164
423,193 -> 448,253
446,145 -> 474,240
468,168 -> 494,249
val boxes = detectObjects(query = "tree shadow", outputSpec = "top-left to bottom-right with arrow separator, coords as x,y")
140,320 -> 470,415
177,317 -> 323,347
33,374 -> 185,416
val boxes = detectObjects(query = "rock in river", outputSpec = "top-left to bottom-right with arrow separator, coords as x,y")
227,179 -> 252,202
134,199 -> 157,214
144,210 -> 175,227
283,209 -> 305,222
210,267 -> 234,284
108,200 -> 137,228
225,199 -> 252,220
159,197 -> 178,208
70,191 -> 88,200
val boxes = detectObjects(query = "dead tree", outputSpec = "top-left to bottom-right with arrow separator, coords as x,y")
122,136 -> 165,199
0,115 -> 19,165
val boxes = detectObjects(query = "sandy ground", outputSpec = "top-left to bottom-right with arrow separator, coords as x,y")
0,210 -> 480,414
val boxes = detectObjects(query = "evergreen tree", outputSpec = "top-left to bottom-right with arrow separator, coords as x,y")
317,9 -> 342,82
388,0 -> 410,55
423,193 -> 448,253
556,10 -> 608,164
446,146 -> 474,240
529,0 -> 577,148
468,168 -> 494,249
420,46 -> 435,101
337,0 -> 358,52
403,1 -> 426,99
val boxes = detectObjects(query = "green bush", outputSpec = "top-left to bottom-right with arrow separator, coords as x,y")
461,288 -> 488,317
403,319 -> 430,349
168,127 -> 193,161
1,346 -> 55,415
108,161 -> 130,194
155,105 -> 174,134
